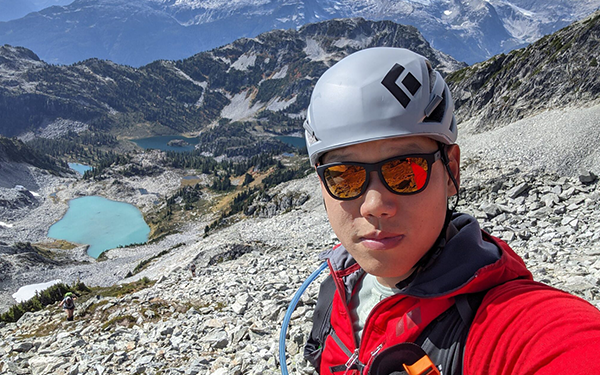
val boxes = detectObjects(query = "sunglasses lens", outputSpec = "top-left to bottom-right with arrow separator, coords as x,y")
323,164 -> 367,199
381,157 -> 429,193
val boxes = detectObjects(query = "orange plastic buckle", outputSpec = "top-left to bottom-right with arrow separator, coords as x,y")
402,354 -> 441,375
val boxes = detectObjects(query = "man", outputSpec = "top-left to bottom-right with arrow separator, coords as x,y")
58,292 -> 76,321
302,47 -> 600,375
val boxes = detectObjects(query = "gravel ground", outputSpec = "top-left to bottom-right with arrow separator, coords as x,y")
459,103 -> 600,177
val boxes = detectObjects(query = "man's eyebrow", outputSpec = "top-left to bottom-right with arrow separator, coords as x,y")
384,141 -> 432,154
321,150 -> 352,163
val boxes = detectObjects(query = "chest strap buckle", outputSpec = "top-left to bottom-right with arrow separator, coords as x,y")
402,354 -> 440,375
368,342 -> 440,375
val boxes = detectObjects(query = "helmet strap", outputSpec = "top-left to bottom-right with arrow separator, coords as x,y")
437,142 -> 460,212
396,143 -> 459,286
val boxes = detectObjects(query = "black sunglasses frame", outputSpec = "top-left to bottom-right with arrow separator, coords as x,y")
316,149 -> 442,201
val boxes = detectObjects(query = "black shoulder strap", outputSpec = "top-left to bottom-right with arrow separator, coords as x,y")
455,291 -> 487,327
304,274 -> 336,369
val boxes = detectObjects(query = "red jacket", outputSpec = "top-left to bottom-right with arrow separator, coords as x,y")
306,214 -> 600,375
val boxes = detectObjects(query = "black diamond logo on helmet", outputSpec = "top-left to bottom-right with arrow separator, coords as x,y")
381,63 -> 421,108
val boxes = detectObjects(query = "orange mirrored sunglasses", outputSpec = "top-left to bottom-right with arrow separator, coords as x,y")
316,150 -> 442,200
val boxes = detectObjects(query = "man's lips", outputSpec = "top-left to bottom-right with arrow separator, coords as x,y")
359,232 -> 405,250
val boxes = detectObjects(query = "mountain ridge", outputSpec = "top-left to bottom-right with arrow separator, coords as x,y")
448,10 -> 600,134
2,11 -> 599,159
0,17 -> 463,151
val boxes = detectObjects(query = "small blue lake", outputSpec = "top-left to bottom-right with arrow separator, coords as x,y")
48,196 -> 150,258
131,135 -> 200,152
68,163 -> 92,175
276,135 -> 306,149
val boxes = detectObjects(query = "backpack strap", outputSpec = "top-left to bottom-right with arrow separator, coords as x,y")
304,274 -> 336,369
455,290 -> 488,326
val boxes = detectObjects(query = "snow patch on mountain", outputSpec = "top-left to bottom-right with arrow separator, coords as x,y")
270,65 -> 288,80
230,53 -> 257,71
75,65 -> 116,85
210,52 -> 231,65
333,36 -> 374,49
503,17 -> 541,42
304,38 -> 333,62
167,63 -> 207,87
409,0 -> 433,5
504,2 -> 535,18
0,221 -> 14,228
12,279 -> 62,303
266,95 -> 297,112
220,90 -> 263,121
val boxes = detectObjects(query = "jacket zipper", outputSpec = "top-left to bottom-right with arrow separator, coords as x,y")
364,343 -> 384,371
343,349 -> 360,374
330,262 -> 406,374
328,259 -> 364,373
356,293 -> 407,373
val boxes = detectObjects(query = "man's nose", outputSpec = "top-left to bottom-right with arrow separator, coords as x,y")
359,171 -> 398,218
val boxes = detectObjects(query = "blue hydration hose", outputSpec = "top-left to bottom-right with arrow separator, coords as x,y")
279,261 -> 328,375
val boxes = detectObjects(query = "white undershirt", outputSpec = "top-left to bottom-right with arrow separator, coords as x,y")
349,273 -> 402,344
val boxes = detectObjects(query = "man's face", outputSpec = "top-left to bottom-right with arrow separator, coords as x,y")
319,136 -> 460,288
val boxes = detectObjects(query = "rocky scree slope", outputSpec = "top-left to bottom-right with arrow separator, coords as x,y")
448,10 -> 600,135
1,156 -> 600,375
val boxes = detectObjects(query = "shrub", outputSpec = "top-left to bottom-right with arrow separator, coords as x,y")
0,282 -> 89,323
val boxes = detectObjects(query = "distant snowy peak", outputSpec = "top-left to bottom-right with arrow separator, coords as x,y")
151,0 -> 333,26
1,0 -> 598,65
155,0 -> 600,60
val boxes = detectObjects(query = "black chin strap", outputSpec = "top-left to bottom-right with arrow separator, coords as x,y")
440,142 -> 460,212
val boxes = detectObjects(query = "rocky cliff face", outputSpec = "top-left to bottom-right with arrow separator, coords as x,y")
448,10 -> 600,134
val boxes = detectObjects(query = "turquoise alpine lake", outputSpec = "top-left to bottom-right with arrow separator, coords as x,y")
68,163 -> 92,175
131,135 -> 199,152
48,196 -> 150,258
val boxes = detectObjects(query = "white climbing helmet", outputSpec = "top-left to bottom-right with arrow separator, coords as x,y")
304,47 -> 457,165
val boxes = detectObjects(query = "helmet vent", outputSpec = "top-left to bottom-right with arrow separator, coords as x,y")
423,90 -> 446,123
303,119 -> 319,146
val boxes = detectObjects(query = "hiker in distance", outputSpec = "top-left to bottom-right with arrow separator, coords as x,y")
58,292 -> 77,321
302,47 -> 600,375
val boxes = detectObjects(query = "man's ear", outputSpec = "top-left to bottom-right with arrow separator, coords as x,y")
446,144 -> 460,196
